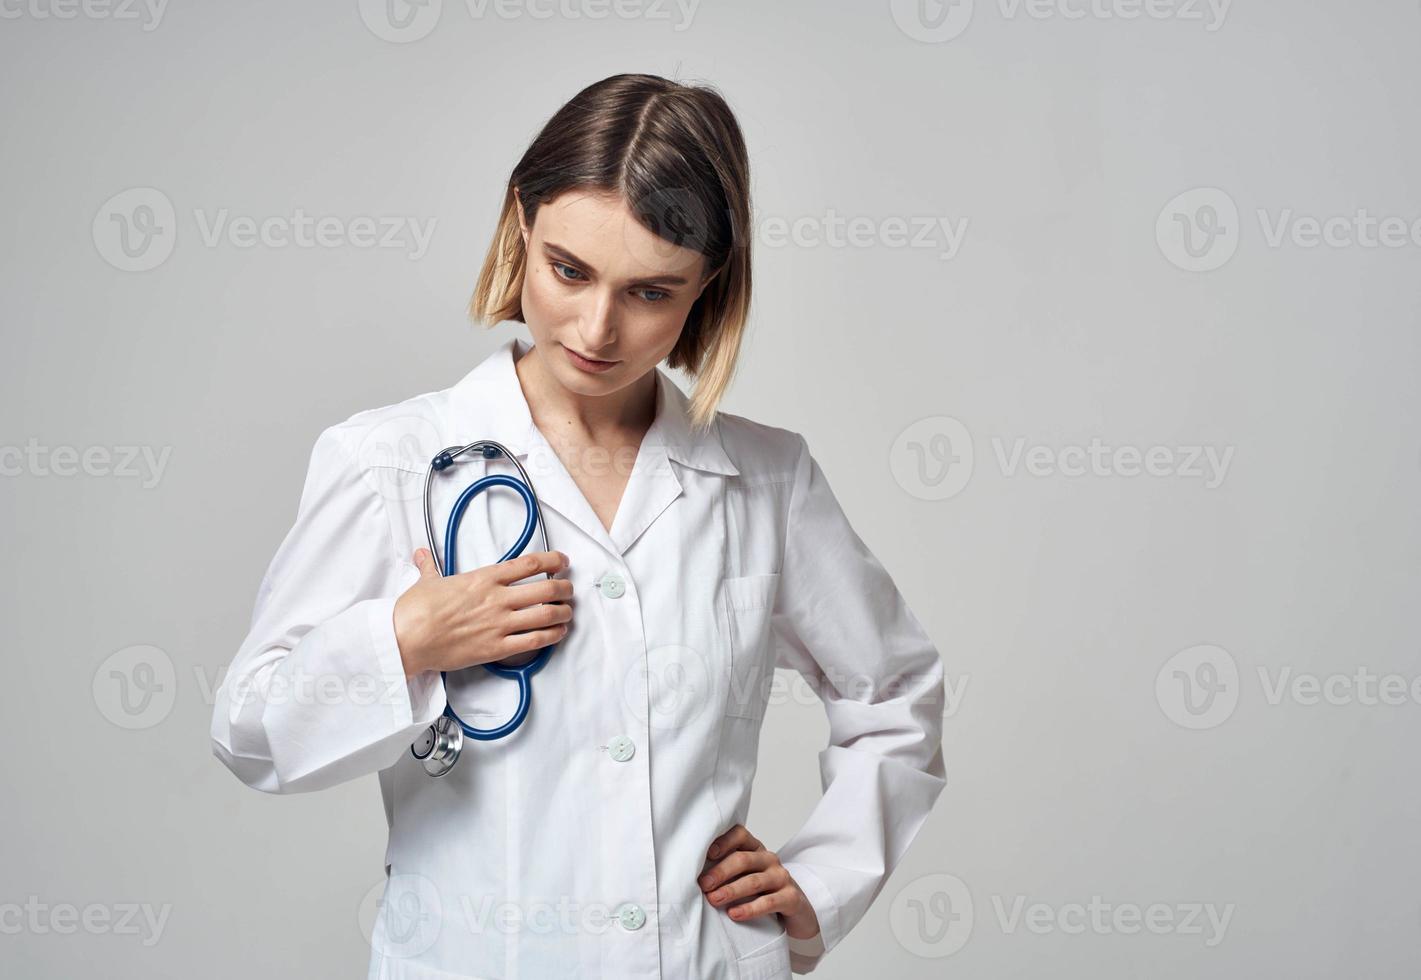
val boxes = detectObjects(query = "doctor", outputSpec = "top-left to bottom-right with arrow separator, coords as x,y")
211,72 -> 946,979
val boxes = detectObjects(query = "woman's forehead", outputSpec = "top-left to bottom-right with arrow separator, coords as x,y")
534,188 -> 706,281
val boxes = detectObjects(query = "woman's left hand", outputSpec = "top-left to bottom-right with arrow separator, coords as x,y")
698,823 -> 821,942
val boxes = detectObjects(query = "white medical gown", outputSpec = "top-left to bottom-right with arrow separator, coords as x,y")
210,331 -> 946,979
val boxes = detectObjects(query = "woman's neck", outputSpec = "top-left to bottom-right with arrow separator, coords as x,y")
514,341 -> 658,446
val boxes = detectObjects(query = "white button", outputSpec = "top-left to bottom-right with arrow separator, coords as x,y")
616,902 -> 646,930
598,572 -> 626,599
607,735 -> 636,762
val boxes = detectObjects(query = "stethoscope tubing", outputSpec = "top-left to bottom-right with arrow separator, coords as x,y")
422,441 -> 558,741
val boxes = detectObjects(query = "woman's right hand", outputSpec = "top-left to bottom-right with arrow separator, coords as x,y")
393,548 -> 573,678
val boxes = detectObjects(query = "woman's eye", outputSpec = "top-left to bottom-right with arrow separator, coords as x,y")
551,261 -> 666,303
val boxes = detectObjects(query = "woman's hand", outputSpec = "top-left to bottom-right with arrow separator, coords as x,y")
698,823 -> 821,942
393,548 -> 573,678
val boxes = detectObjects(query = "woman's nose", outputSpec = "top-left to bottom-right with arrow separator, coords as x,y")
576,294 -> 618,350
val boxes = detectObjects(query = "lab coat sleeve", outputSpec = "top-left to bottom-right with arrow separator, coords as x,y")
770,433 -> 947,974
209,423 -> 446,794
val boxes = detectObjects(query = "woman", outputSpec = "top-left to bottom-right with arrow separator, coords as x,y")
211,73 -> 946,979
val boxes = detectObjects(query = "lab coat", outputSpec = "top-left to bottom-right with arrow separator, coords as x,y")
211,330 -> 947,979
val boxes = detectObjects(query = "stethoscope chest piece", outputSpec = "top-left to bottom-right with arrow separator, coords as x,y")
411,715 -> 463,777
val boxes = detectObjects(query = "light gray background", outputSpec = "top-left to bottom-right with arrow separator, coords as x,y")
2,0 -> 1418,977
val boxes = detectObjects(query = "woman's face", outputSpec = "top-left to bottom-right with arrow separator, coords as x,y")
516,187 -> 716,397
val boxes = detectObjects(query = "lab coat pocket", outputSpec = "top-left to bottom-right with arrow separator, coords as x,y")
721,573 -> 780,722
709,901 -> 790,979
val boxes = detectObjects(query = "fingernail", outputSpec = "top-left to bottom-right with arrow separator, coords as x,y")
698,874 -> 711,888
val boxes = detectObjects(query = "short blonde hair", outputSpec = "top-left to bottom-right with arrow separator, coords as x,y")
470,73 -> 753,431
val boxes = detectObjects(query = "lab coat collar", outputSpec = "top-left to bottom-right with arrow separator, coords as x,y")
440,330 -> 738,556
444,332 -> 739,477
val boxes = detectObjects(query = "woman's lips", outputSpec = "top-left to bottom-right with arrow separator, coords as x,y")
563,345 -> 619,374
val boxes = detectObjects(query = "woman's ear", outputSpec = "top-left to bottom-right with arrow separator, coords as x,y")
696,260 -> 722,299
514,187 -> 530,245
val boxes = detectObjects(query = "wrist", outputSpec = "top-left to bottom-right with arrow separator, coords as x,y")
782,892 -> 821,941
393,594 -> 429,678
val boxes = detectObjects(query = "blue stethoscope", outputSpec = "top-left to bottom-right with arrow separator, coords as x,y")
408,440 -> 559,777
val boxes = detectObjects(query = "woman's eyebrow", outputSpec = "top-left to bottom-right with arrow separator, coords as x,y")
543,242 -> 691,286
